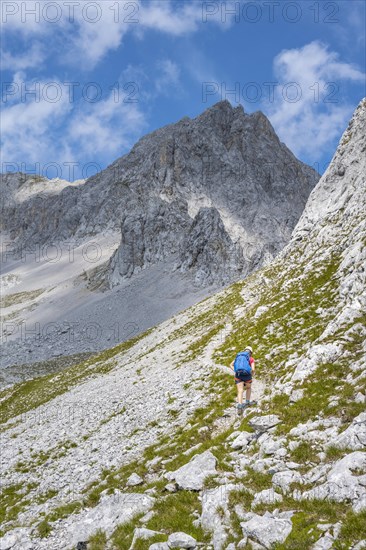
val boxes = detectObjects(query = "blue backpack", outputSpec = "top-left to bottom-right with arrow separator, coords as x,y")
234,351 -> 251,374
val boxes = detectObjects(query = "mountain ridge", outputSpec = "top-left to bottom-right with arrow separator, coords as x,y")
1,100 -> 318,288
0,99 -> 365,549
0,101 -> 318,372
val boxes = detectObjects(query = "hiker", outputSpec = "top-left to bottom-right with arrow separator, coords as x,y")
230,346 -> 256,414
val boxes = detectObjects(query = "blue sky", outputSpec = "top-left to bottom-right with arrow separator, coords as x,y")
1,0 -> 365,180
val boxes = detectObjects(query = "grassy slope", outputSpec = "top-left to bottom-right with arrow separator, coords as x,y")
1,223 -> 365,548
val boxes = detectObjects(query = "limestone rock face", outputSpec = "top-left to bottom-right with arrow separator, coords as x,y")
1,101 -> 318,288
302,452 -> 366,513
286,98 -> 366,317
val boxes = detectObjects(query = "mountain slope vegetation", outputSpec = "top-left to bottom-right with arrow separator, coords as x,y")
0,100 -> 365,550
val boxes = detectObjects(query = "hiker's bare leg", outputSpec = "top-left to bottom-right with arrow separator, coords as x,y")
237,382 -> 244,405
245,382 -> 252,402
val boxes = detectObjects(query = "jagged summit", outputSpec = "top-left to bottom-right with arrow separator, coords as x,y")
292,97 -> 366,239
0,101 -> 318,370
1,101 -> 318,288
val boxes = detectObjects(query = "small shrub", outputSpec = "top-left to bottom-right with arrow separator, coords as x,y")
290,441 -> 318,464
88,529 -> 107,549
37,520 -> 52,538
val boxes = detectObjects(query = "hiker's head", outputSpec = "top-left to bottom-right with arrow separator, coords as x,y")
245,346 -> 253,355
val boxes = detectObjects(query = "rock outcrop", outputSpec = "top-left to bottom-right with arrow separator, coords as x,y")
1,101 -> 318,287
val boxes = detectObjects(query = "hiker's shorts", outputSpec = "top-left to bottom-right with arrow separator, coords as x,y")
234,370 -> 252,385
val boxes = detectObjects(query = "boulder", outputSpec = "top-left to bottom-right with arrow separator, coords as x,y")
312,533 -> 336,550
302,452 -> 366,512
291,344 -> 342,383
127,473 -> 144,486
272,470 -> 303,493
131,528 -> 163,548
165,450 -> 217,490
326,412 -> 366,450
258,433 -> 286,456
249,415 -> 281,432
0,529 -> 33,550
241,512 -> 293,548
254,306 -> 269,318
230,431 -> 254,450
201,483 -> 241,550
167,532 -> 197,548
289,389 -> 304,403
67,491 -> 155,546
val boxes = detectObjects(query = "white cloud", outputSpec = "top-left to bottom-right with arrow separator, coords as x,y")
1,1 -> 233,72
263,41 -> 365,160
1,76 -> 72,169
273,41 -> 364,87
1,74 -> 147,178
1,1 -> 139,70
138,0 -> 203,35
68,90 -> 146,158
62,1 -> 134,69
1,43 -> 45,70
155,60 -> 181,95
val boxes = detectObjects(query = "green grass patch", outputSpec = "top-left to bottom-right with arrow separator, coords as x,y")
325,445 -> 354,462
334,509 -> 366,549
244,468 -> 273,493
88,528 -> 107,549
46,501 -> 83,523
274,511 -> 322,549
215,255 -> 341,384
111,516 -> 142,549
289,441 -> 319,465
37,519 -> 52,538
0,481 -> 36,528
146,491 -> 208,542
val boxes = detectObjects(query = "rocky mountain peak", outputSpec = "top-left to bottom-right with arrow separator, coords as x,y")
292,97 -> 366,240
1,101 -> 319,288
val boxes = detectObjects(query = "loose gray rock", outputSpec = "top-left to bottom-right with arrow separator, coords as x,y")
251,488 -> 283,508
258,433 -> 286,456
165,450 -> 217,490
272,470 -> 303,493
230,431 -> 254,450
201,483 -> 240,550
127,473 -> 144,486
0,529 -> 33,550
302,452 -> 366,512
249,415 -> 281,432
167,531 -> 197,548
312,534 -> 335,550
66,491 -> 155,546
241,512 -> 293,548
327,412 -> 366,451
